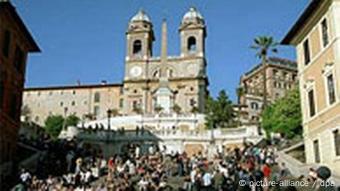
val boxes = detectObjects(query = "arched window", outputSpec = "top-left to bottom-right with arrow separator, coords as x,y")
250,102 -> 259,110
187,36 -> 197,53
133,40 -> 142,55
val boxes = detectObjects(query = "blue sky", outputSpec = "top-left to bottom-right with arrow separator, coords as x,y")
13,0 -> 309,101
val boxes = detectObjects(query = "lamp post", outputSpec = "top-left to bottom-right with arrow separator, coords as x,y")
107,109 -> 112,130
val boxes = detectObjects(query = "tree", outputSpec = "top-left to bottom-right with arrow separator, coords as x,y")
44,115 -> 64,138
65,114 -> 80,127
261,87 -> 302,139
236,87 -> 246,125
133,105 -> 143,114
154,105 -> 163,114
111,108 -> 120,117
205,90 -> 235,129
191,106 -> 199,114
251,36 -> 278,109
172,104 -> 182,114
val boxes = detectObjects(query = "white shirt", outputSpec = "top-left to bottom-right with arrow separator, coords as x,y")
190,170 -> 197,183
203,173 -> 212,186
20,172 -> 31,182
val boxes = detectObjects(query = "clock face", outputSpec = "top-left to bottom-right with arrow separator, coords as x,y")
130,66 -> 142,77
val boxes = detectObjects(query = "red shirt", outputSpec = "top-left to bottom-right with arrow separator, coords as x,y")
262,164 -> 271,177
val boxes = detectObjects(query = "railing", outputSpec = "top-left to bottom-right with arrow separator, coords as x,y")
77,126 -> 262,142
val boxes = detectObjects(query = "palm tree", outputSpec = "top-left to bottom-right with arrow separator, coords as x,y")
236,87 -> 245,125
251,36 -> 278,109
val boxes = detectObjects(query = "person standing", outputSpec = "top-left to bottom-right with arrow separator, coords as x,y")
262,162 -> 271,191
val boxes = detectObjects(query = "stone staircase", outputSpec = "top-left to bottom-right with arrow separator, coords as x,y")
277,142 -> 340,186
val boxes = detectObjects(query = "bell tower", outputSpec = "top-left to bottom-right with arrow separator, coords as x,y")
126,9 -> 154,61
179,7 -> 206,58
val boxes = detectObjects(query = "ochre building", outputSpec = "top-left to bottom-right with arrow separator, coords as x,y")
282,0 -> 340,176
238,57 -> 297,123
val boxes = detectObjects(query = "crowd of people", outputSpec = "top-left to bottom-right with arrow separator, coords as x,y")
12,133 -> 337,191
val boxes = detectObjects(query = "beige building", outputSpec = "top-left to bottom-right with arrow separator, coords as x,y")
238,57 -> 297,123
23,8 -> 208,126
282,0 -> 340,175
23,83 -> 123,125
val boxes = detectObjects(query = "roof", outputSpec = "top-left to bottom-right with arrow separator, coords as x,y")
244,57 -> 297,77
130,9 -> 151,23
0,1 -> 40,52
182,7 -> 204,24
25,83 -> 123,91
281,0 -> 323,44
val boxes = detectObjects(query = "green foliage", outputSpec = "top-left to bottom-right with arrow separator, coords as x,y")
172,104 -> 182,114
191,106 -> 199,114
133,105 -> 143,114
44,115 -> 65,138
251,36 -> 278,59
261,87 -> 302,138
65,114 -> 80,127
154,105 -> 163,113
205,90 -> 235,129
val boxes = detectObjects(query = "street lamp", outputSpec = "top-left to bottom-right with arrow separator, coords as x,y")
107,109 -> 112,130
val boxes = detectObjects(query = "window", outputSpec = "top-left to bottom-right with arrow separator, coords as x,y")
60,102 -> 63,106
167,68 -> 173,78
187,36 -> 197,53
190,99 -> 196,106
132,100 -> 139,109
2,30 -> 11,57
273,69 -> 278,76
250,102 -> 259,110
72,101 -> 76,106
120,87 -> 124,94
94,106 -> 100,117
303,39 -> 311,65
73,90 -> 76,95
308,89 -> 316,117
333,129 -> 340,156
133,40 -> 142,55
13,46 -> 24,72
321,19 -> 329,47
326,73 -> 336,105
119,98 -> 124,108
313,139 -> 320,163
94,92 -> 100,102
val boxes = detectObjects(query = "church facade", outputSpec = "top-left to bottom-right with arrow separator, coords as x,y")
23,8 -> 209,125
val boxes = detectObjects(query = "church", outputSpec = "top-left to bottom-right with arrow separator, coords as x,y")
23,8 -> 209,125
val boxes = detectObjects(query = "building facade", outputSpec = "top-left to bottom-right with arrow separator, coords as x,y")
23,8 -> 209,126
0,0 -> 40,186
238,57 -> 297,123
282,0 -> 340,176
23,83 -> 123,125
